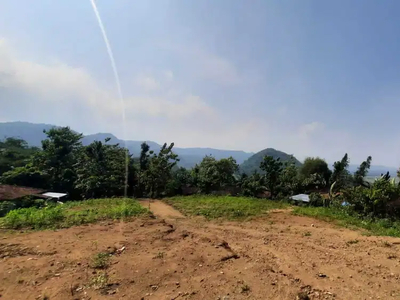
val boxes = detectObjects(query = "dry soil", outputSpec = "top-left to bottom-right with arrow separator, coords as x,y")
1,200 -> 400,300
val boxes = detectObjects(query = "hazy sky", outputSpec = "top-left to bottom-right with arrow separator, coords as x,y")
1,0 -> 400,166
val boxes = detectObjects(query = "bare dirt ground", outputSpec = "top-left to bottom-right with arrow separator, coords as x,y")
1,201 -> 400,300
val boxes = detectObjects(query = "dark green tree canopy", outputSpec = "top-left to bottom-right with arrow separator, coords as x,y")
299,157 -> 332,187
192,156 -> 238,193
259,155 -> 283,198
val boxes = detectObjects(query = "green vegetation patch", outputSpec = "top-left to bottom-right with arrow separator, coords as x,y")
0,198 -> 148,230
165,195 -> 287,219
91,252 -> 111,269
293,206 -> 400,237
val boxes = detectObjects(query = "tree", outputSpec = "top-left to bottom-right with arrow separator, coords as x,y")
0,137 -> 39,176
33,127 -> 83,196
279,160 -> 301,196
74,140 -> 136,199
259,155 -> 283,198
330,153 -> 351,190
0,163 -> 48,188
166,167 -> 192,196
134,142 -> 151,197
238,171 -> 266,197
192,156 -> 238,193
299,157 -> 331,187
353,156 -> 372,187
141,143 -> 179,198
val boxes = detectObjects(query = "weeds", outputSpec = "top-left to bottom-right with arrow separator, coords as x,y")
91,272 -> 109,290
91,252 -> 110,269
240,284 -> 251,293
0,198 -> 148,230
293,206 -> 400,238
165,195 -> 288,220
382,241 -> 392,247
303,231 -> 312,237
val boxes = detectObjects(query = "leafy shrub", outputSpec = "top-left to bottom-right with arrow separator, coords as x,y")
239,173 -> 266,197
309,193 -> 324,207
341,176 -> 400,218
91,252 -> 111,269
0,201 -> 17,217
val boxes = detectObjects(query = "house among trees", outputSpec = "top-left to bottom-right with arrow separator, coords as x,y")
0,184 -> 68,217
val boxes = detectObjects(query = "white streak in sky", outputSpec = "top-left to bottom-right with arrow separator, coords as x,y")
89,0 -> 129,196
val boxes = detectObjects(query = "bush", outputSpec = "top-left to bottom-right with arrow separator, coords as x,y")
309,193 -> 324,207
0,201 -> 17,217
341,177 -> 400,218
239,173 -> 266,197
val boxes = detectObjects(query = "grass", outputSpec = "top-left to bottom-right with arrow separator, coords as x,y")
0,198 -> 149,230
165,195 -> 288,220
293,206 -> 400,237
90,272 -> 109,290
91,252 -> 111,269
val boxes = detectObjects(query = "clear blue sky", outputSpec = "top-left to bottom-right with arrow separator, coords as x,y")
1,0 -> 400,166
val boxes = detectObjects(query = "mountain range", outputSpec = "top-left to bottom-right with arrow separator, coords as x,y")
0,121 -> 397,176
0,122 -> 253,169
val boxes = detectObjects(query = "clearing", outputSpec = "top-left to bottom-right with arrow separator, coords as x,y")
1,199 -> 400,299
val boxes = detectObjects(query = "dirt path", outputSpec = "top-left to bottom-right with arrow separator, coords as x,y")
2,209 -> 400,299
139,199 -> 185,219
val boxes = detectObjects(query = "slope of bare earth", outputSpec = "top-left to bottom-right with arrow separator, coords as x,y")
1,202 -> 400,300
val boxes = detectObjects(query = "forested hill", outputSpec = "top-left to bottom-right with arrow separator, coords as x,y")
0,122 -> 253,169
240,148 -> 302,174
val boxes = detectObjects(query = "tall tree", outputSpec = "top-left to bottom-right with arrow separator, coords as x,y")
353,156 -> 372,187
192,156 -> 238,193
259,155 -> 283,198
34,127 -> 83,195
299,157 -> 331,187
75,139 -> 136,199
330,153 -> 351,190
0,137 -> 39,176
279,160 -> 301,196
141,143 -> 179,198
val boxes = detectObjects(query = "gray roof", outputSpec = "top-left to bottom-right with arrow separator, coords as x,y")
290,194 -> 310,203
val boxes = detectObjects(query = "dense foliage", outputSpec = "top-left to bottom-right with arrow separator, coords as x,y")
239,148 -> 302,175
1,127 -> 400,223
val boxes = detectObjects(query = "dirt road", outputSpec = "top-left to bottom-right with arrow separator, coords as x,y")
1,202 -> 400,299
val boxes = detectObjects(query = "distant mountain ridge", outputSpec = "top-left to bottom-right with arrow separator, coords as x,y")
1,121 -> 398,174
0,122 -> 253,169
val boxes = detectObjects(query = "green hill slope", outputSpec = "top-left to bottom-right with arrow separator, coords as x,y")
240,148 -> 302,174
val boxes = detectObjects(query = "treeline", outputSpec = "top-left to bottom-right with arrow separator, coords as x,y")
1,127 -> 400,219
